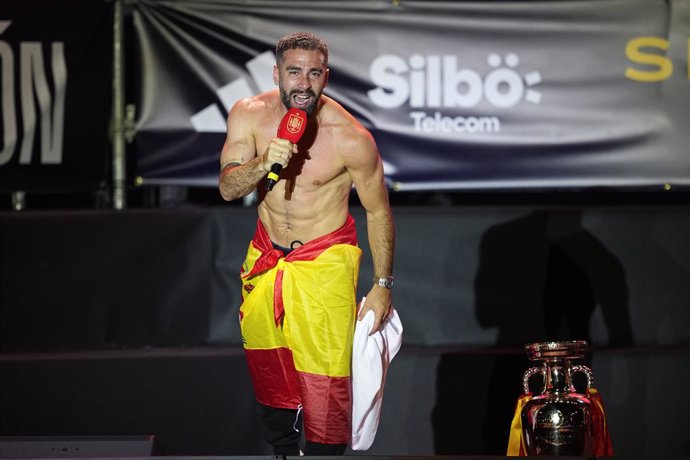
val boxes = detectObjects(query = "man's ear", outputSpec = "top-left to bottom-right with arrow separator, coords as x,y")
273,65 -> 279,85
324,68 -> 330,88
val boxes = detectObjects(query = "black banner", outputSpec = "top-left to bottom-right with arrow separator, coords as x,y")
132,0 -> 690,192
0,0 -> 113,193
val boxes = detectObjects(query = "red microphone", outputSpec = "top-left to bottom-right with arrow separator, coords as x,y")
266,108 -> 307,191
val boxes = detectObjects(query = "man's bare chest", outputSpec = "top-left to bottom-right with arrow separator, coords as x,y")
257,133 -> 346,190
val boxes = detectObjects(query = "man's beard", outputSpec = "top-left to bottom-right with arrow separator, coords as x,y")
280,88 -> 319,116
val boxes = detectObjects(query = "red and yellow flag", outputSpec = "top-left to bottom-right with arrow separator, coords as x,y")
239,216 -> 361,444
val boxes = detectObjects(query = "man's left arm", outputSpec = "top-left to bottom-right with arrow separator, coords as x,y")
344,127 -> 395,333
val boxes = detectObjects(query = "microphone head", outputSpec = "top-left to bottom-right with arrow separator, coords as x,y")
276,108 -> 307,143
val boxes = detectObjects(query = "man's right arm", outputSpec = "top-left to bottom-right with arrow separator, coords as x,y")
218,100 -> 266,201
219,157 -> 268,201
218,99 -> 295,201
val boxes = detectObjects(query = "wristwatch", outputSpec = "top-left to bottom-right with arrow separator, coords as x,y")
373,275 -> 394,289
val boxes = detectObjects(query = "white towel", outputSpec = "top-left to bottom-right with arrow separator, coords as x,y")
351,298 -> 403,450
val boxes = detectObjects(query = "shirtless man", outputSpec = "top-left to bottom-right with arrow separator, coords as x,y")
218,32 -> 394,455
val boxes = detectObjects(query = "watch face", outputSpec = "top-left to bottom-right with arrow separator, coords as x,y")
376,277 -> 393,288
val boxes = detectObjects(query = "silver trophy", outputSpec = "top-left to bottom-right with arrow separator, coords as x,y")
520,341 -> 594,456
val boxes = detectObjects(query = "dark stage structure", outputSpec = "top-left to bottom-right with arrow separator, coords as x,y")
2,205 -> 689,457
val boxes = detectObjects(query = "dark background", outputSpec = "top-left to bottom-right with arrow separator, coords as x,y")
2,203 -> 689,456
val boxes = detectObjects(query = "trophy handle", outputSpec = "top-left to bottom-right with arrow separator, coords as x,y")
523,366 -> 545,394
569,364 -> 594,390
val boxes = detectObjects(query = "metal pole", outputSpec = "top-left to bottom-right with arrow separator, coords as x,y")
112,0 -> 126,209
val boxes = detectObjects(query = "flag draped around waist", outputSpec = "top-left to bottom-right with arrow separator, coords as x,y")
240,214 -> 361,327
238,215 -> 362,443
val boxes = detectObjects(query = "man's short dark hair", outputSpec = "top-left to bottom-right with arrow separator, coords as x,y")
276,32 -> 329,67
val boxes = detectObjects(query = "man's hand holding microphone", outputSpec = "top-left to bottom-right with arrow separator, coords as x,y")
265,108 -> 307,191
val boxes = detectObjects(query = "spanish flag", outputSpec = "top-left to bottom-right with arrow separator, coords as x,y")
239,215 -> 361,444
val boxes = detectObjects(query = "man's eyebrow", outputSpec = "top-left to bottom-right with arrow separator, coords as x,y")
285,65 -> 323,72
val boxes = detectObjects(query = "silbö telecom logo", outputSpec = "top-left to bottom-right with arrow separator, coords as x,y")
192,51 -> 541,135
367,52 -> 542,134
